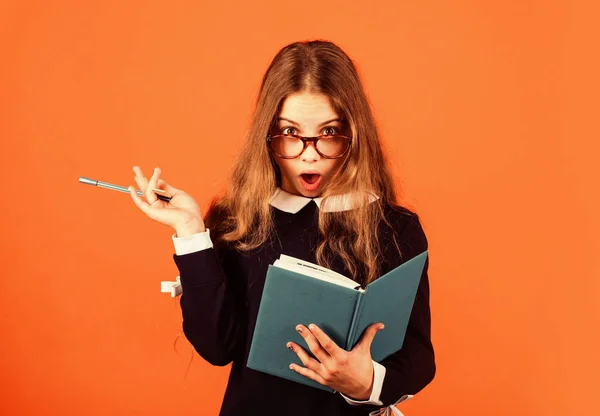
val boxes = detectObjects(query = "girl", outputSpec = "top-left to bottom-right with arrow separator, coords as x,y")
129,40 -> 435,416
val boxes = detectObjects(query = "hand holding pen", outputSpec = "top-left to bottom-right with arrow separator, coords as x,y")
79,166 -> 206,236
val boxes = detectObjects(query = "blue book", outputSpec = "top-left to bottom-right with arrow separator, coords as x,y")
246,250 -> 428,392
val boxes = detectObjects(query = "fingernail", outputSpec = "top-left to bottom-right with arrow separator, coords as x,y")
379,324 -> 385,330
308,324 -> 316,331
289,364 -> 294,370
296,326 -> 303,333
286,343 -> 293,350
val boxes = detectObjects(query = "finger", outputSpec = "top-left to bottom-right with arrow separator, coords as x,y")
128,185 -> 150,214
156,178 -> 181,196
133,166 -> 149,193
296,324 -> 331,364
356,323 -> 384,352
307,323 -> 343,360
145,167 -> 161,204
134,178 -> 148,199
289,363 -> 327,386
286,342 -> 322,373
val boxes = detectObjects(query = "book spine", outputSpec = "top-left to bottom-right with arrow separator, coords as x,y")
345,289 -> 367,351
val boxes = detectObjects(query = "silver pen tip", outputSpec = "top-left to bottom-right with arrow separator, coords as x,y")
79,176 -> 97,186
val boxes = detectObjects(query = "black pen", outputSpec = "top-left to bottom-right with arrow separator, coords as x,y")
79,176 -> 172,202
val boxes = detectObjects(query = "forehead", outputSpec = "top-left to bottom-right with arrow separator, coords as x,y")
278,92 -> 338,124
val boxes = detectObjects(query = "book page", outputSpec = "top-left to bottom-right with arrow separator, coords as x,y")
273,254 -> 363,291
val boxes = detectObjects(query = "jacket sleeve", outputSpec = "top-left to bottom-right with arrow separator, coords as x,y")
172,229 -> 246,367
377,213 -> 436,406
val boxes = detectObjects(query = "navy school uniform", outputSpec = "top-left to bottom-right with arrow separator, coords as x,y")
170,187 -> 435,416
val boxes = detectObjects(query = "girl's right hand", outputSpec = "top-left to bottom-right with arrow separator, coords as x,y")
128,166 -> 205,233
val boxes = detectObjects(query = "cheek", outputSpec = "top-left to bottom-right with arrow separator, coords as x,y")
322,159 -> 345,177
275,159 -> 296,178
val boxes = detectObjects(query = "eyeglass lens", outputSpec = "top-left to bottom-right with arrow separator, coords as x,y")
270,135 -> 349,157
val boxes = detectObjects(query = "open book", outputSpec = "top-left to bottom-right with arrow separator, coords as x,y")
247,250 -> 428,392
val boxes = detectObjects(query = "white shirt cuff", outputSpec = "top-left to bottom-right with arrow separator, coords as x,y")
172,228 -> 213,255
340,360 -> 385,406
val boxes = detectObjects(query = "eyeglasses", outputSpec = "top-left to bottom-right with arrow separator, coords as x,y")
266,133 -> 352,159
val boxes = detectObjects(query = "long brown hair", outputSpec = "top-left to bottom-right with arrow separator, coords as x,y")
204,40 -> 405,285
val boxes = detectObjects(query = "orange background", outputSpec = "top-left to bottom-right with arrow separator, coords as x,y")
1,1 -> 599,415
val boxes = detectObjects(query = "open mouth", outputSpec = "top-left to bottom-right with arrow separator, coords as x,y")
299,173 -> 322,191
300,173 -> 320,184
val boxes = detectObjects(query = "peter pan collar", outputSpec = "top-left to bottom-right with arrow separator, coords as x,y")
268,187 -> 379,214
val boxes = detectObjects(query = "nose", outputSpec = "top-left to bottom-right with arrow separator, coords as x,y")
300,140 -> 320,161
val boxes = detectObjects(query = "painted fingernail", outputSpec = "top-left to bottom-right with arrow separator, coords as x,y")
296,326 -> 303,333
286,343 -> 293,350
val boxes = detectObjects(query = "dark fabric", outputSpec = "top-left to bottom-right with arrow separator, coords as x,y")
174,200 -> 435,416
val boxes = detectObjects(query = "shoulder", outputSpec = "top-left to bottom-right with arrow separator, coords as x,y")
379,200 -> 428,260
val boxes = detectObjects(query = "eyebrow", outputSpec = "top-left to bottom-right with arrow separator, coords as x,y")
277,117 -> 342,127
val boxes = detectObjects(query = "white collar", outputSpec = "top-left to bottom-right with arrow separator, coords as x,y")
268,187 -> 380,214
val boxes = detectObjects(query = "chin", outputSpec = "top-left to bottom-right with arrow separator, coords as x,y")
294,187 -> 317,197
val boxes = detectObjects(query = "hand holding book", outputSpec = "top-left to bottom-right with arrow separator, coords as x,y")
247,251 -> 428,392
287,321 -> 385,400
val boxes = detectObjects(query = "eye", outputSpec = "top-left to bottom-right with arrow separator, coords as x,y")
281,126 -> 298,135
322,126 -> 339,136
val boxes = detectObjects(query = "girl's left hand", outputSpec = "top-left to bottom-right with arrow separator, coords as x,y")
287,322 -> 385,400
